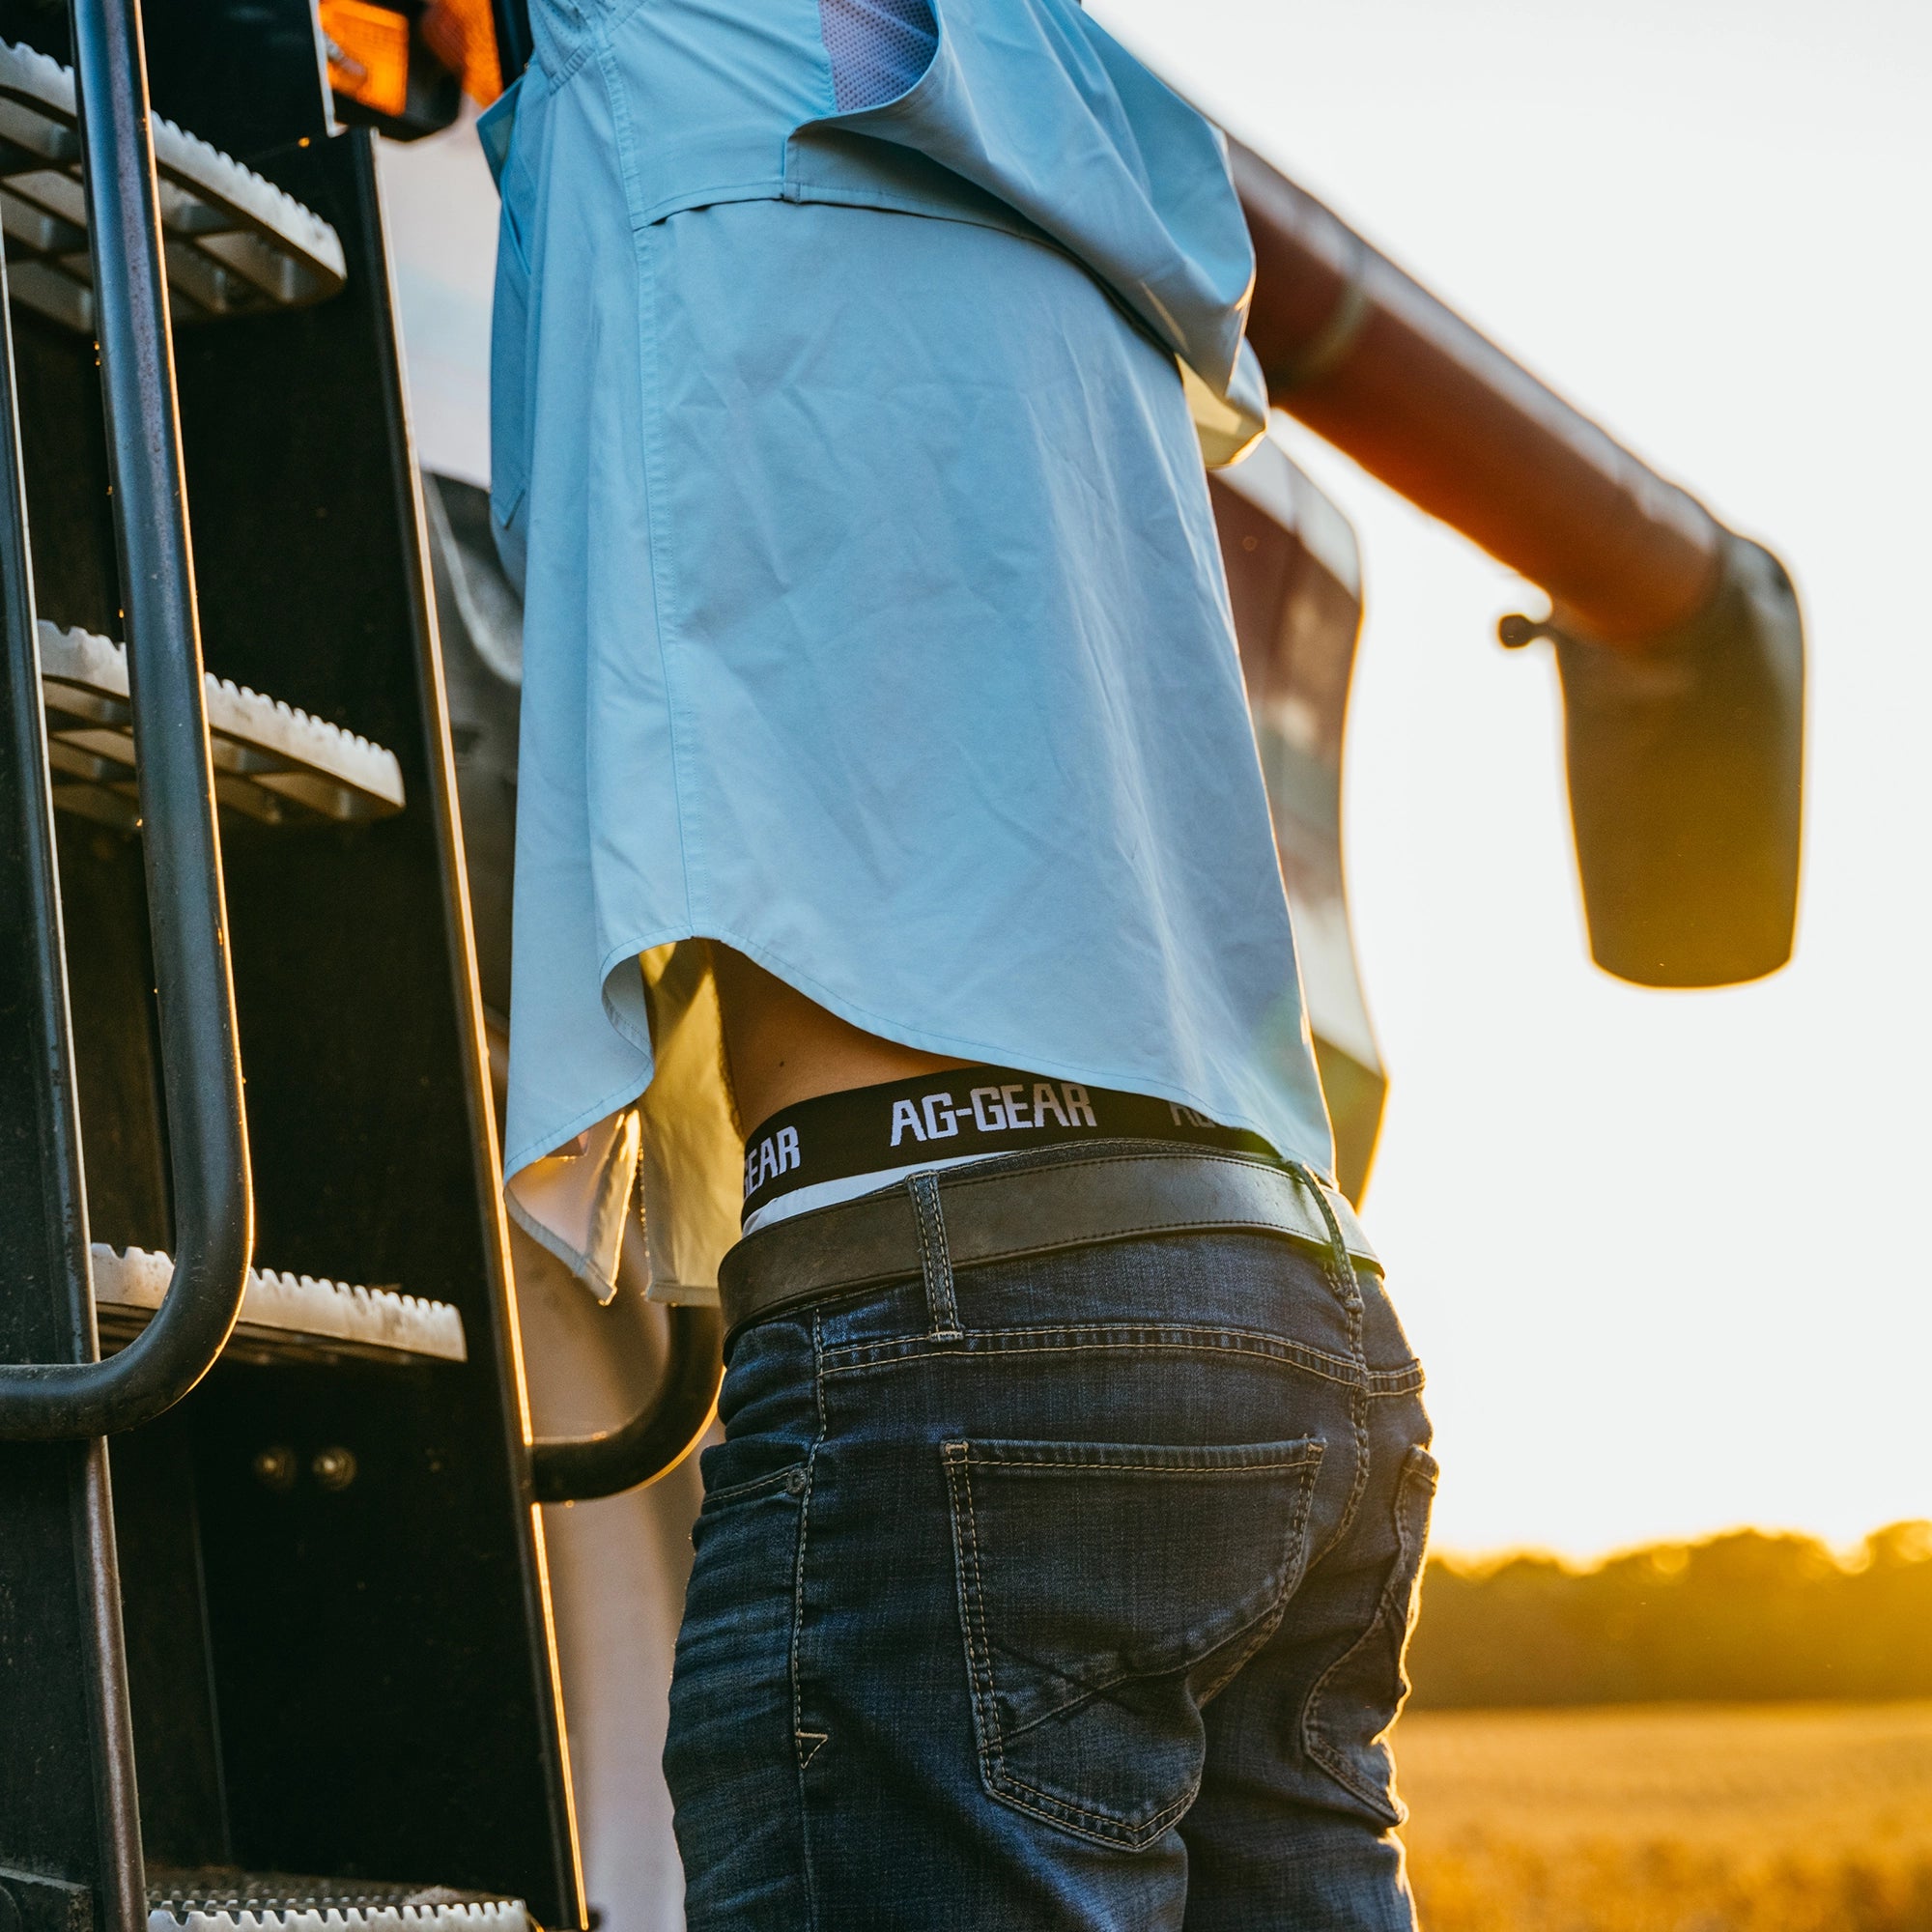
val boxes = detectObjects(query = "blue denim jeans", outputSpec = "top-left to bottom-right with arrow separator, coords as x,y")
666,1160 -> 1435,1929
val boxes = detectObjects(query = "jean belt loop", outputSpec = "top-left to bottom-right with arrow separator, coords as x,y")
1285,1159 -> 1362,1318
906,1169 -> 963,1340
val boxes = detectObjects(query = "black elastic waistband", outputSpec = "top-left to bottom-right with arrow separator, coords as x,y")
740,1064 -> 1274,1225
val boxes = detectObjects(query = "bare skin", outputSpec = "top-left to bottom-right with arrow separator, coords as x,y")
711,944 -> 970,1138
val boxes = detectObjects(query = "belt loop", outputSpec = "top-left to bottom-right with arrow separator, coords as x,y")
907,1170 -> 962,1340
1284,1161 -> 1362,1321
1287,1157 -> 1373,1553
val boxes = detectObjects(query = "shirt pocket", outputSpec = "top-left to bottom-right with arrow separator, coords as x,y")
1304,1441 -> 1439,1825
942,1434 -> 1325,1851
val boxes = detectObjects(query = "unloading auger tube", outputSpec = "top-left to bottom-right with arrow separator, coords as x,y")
1233,140 -> 1804,989
0,0 -> 251,1437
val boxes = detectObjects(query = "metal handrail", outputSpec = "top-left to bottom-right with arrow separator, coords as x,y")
0,0 -> 251,1438
530,1303 -> 722,1503
476,1014 -> 718,1502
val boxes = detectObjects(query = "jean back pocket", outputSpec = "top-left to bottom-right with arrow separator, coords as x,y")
943,1435 -> 1324,1850
1304,1441 -> 1438,1824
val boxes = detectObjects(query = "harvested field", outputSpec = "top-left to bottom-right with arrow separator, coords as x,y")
1395,1700 -> 1932,1930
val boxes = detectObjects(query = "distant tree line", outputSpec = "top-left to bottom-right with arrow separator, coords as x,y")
1406,1522 -> 1932,1707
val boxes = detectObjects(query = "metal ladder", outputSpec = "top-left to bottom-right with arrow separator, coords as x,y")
0,4 -> 704,1925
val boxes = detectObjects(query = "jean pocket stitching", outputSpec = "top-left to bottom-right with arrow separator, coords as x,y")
945,1435 -> 1325,1849
822,1325 -> 1371,1387
959,1439 -> 1325,1476
943,1440 -> 1005,1792
994,1571 -> 1297,1756
700,1460 -> 807,1511
980,1769 -> 1198,1851
1303,1443 -> 1438,1821
1191,1468 -> 1323,1706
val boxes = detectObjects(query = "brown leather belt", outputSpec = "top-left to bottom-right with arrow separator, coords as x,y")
717,1140 -> 1379,1349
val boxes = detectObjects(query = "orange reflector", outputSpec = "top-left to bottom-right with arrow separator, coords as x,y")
422,0 -> 504,106
321,0 -> 411,120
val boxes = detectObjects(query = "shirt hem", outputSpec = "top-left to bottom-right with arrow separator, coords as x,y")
504,1183 -> 622,1301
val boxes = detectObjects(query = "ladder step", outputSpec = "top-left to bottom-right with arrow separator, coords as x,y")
95,1245 -> 467,1365
39,620 -> 406,829
0,37 -> 346,330
147,1875 -> 526,1932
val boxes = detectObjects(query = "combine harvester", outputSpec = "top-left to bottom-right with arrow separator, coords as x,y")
0,2 -> 1801,1928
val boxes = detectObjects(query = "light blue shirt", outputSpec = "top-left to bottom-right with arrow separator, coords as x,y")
482,0 -> 1334,1298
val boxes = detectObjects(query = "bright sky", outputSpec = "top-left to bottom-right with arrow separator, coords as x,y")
1094,0 -> 1932,1556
